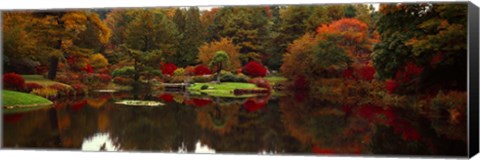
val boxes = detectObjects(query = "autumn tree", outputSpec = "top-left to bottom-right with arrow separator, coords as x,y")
372,3 -> 467,91
209,7 -> 270,64
27,11 -> 111,79
119,9 -> 177,82
209,51 -> 230,82
280,33 -> 319,84
316,18 -> 376,64
2,12 -> 39,73
172,7 -> 204,66
198,38 -> 241,71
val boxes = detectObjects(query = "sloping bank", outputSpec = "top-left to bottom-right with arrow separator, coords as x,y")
2,90 -> 53,114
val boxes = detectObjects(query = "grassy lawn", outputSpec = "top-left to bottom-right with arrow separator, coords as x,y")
188,82 -> 266,98
2,90 -> 53,107
23,75 -> 71,87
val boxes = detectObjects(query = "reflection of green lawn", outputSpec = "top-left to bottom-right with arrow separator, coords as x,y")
265,76 -> 287,84
22,75 -> 71,87
2,90 -> 53,113
187,82 -> 266,98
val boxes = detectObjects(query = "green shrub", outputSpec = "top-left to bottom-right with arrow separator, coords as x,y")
112,66 -> 135,77
201,85 -> 209,90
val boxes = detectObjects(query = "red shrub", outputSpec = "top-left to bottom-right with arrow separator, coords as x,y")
242,61 -> 267,77
96,74 -> 112,83
356,65 -> 376,81
3,73 -> 25,90
194,65 -> 212,76
385,79 -> 398,94
162,63 -> 177,76
81,64 -> 94,73
25,82 -> 44,92
184,66 -> 195,76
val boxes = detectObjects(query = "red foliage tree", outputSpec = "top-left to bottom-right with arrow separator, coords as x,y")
194,65 -> 212,76
385,79 -> 398,94
356,65 -> 376,81
162,63 -> 177,76
395,63 -> 423,83
242,61 -> 267,77
3,73 -> 25,90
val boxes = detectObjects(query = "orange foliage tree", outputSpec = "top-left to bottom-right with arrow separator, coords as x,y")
316,18 -> 377,64
197,38 -> 241,71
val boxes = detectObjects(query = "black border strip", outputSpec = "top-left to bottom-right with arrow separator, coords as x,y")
468,1 -> 479,158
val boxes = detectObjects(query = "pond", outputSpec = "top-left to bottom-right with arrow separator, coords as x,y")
2,90 -> 467,157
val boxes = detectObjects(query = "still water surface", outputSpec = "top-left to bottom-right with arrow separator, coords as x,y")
2,91 -> 467,156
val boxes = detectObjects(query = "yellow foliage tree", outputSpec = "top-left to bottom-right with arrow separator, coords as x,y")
197,38 -> 241,71
89,53 -> 109,68
280,33 -> 320,80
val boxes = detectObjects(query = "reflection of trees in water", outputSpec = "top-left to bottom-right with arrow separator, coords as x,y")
279,92 -> 467,156
108,101 -> 202,152
3,96 -> 104,149
3,109 -> 61,148
195,96 -> 306,154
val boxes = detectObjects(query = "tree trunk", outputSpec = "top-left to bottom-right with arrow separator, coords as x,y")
47,56 -> 59,80
133,58 -> 139,82
216,64 -> 222,83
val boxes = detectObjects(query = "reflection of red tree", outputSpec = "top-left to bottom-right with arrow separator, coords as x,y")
243,98 -> 266,112
391,119 -> 420,141
189,98 -> 212,107
159,94 -> 174,102
4,113 -> 23,123
312,146 -> 335,154
354,104 -> 420,141
72,100 -> 87,112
